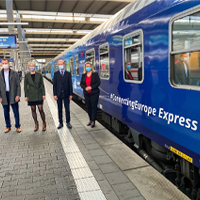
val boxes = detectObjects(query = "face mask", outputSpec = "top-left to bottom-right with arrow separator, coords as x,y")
127,65 -> 131,69
86,67 -> 91,72
59,65 -> 64,70
3,64 -> 9,69
29,67 -> 35,72
183,57 -> 187,62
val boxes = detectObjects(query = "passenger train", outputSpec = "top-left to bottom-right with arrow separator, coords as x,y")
42,0 -> 200,198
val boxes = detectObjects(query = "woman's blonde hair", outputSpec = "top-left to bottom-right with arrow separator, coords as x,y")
28,61 -> 36,67
84,61 -> 95,73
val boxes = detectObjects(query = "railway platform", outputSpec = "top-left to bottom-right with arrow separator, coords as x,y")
0,78 -> 190,200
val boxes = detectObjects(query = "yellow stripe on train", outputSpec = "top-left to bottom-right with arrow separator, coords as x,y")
170,146 -> 193,163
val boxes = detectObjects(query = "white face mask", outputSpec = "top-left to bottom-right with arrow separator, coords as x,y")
183,57 -> 187,62
3,64 -> 9,69
59,65 -> 64,70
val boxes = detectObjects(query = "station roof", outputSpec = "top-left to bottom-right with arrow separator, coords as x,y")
0,0 -> 134,59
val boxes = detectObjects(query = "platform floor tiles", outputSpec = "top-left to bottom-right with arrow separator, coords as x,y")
0,78 -> 190,200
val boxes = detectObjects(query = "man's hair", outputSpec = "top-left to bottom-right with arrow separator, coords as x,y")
2,58 -> 9,63
125,60 -> 131,65
180,53 -> 187,58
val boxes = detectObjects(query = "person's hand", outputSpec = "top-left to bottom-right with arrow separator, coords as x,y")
0,98 -> 2,103
69,95 -> 72,100
87,86 -> 92,90
85,87 -> 90,91
43,96 -> 46,100
25,97 -> 28,102
15,96 -> 20,102
54,96 -> 58,101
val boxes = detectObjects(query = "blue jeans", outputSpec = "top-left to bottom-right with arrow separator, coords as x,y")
3,92 -> 20,128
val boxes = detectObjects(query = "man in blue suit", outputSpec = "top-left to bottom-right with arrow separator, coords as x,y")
53,60 -> 73,129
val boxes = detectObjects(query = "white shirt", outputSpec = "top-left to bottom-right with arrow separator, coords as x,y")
60,69 -> 65,75
4,70 -> 9,92
183,63 -> 188,77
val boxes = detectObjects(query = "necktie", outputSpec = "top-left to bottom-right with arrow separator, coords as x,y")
62,71 -> 64,76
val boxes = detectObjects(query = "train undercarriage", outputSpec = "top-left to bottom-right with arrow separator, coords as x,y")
100,111 -> 200,200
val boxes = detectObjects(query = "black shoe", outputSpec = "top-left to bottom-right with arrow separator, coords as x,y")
67,123 -> 72,129
57,124 -> 63,129
91,122 -> 95,128
87,121 -> 91,126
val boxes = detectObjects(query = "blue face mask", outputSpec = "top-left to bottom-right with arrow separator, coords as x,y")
126,65 -> 131,69
86,67 -> 91,72
59,65 -> 64,70
29,67 -> 35,72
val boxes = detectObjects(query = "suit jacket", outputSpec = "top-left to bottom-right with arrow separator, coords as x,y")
175,61 -> 190,85
80,72 -> 100,95
24,72 -> 45,102
53,70 -> 73,98
0,68 -> 21,105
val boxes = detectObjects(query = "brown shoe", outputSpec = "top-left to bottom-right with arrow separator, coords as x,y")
34,121 -> 39,132
16,128 -> 21,133
42,121 -> 46,131
5,127 -> 11,133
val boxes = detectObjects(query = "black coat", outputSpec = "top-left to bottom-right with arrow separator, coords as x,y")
0,69 -> 21,105
80,72 -> 101,95
53,70 -> 73,98
174,61 -> 190,85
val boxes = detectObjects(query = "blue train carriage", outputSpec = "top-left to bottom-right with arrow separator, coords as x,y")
51,0 -> 200,197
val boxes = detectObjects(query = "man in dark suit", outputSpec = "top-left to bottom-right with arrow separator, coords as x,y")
174,53 -> 190,85
0,58 -> 21,133
53,60 -> 73,129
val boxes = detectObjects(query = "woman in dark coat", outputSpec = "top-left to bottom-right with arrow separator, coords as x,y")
80,62 -> 100,128
24,61 -> 46,131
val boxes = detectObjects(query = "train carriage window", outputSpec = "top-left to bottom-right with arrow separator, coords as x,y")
123,30 -> 143,83
75,55 -> 79,76
69,57 -> 74,75
86,49 -> 95,71
99,43 -> 110,79
171,10 -> 200,88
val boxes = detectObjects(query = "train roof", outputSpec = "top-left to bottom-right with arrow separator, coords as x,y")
53,0 -> 184,62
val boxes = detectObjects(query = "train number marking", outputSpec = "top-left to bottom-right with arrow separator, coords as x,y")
170,146 -> 193,163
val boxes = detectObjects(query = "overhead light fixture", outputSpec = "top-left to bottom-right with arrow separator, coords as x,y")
90,18 -> 108,22
56,16 -> 73,20
77,30 -> 92,34
68,38 -> 80,42
74,17 -> 85,21
27,38 -> 80,42
29,44 -> 70,47
18,41 -> 28,43
31,48 -> 66,50
18,50 -> 33,53
0,22 -> 29,25
0,14 -> 7,18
